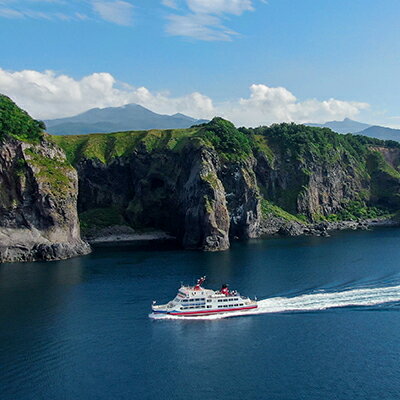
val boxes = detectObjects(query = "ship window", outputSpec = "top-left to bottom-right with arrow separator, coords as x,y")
240,304 -> 243,306
223,299 -> 228,302
207,305 -> 211,308
207,299 -> 212,302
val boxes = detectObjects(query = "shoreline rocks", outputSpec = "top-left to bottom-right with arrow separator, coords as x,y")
83,225 -> 175,244
259,217 -> 398,239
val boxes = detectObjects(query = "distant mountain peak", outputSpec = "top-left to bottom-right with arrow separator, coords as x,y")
45,104 -> 208,135
305,118 -> 400,142
306,118 -> 371,134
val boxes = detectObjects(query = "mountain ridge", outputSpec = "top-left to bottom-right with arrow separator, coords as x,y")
306,118 -> 372,133
45,103 -> 208,135
307,118 -> 400,141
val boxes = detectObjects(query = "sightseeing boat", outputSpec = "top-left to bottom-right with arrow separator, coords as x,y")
151,276 -> 258,316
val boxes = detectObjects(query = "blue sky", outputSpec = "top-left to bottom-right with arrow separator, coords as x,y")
0,0 -> 399,127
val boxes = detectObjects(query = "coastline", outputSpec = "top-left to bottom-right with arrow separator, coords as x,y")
83,225 -> 176,245
83,217 -> 399,247
260,216 -> 399,239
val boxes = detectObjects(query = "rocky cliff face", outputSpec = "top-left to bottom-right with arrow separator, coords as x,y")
73,142 -> 252,251
0,96 -> 90,263
254,143 -> 366,220
52,119 -> 400,252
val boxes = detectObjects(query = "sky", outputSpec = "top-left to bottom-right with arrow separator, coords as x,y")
0,0 -> 399,127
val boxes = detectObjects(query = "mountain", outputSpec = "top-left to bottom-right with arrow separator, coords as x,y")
307,118 -> 400,142
306,118 -> 372,133
356,125 -> 400,141
45,103 -> 208,135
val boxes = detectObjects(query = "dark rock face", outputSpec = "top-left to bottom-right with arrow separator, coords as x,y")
74,143 -> 264,251
254,148 -> 366,220
72,137 -> 400,251
0,137 -> 90,263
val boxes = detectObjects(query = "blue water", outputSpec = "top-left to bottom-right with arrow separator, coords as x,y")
1,228 -> 400,399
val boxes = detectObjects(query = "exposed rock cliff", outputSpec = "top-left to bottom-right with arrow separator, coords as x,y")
0,95 -> 90,263
52,118 -> 400,252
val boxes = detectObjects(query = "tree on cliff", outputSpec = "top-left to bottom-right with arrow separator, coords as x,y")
0,94 -> 46,143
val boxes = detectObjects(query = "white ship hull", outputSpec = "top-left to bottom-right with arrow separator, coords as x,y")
151,277 -> 258,317
152,303 -> 258,316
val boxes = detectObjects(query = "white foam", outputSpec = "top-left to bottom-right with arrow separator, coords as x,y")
149,284 -> 400,320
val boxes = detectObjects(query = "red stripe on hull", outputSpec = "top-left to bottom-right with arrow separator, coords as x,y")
168,305 -> 258,316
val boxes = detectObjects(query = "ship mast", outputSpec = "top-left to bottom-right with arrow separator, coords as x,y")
194,276 -> 206,290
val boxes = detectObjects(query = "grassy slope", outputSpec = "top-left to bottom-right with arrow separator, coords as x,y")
51,128 -> 200,164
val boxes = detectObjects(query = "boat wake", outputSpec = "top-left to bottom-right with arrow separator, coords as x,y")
149,284 -> 400,320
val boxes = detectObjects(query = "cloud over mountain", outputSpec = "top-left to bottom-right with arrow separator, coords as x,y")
0,68 -> 370,127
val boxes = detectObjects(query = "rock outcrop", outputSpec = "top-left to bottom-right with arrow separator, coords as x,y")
0,95 -> 90,263
52,118 -> 400,252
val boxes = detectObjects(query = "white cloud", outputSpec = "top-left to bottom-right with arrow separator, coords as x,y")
0,68 -> 369,126
166,13 -> 236,41
164,0 -> 255,41
0,2 -> 87,21
92,0 -> 134,26
162,0 -> 179,9
0,0 -> 135,24
186,0 -> 254,16
0,7 -> 24,18
219,84 -> 369,126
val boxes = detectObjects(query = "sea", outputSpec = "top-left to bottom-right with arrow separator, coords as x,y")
1,227 -> 400,400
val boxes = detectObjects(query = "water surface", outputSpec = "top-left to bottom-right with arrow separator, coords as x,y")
1,228 -> 400,399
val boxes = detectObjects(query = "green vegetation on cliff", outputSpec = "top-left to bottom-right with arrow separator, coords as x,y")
0,95 -> 45,143
260,198 -> 305,223
79,207 -> 126,234
24,147 -> 75,197
52,118 -> 400,228
51,117 -> 253,165
325,200 -> 391,222
198,117 -> 252,161
51,128 -> 199,164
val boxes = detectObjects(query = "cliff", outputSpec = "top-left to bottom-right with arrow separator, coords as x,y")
0,95 -> 90,262
51,118 -> 400,251
2,94 -> 399,260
